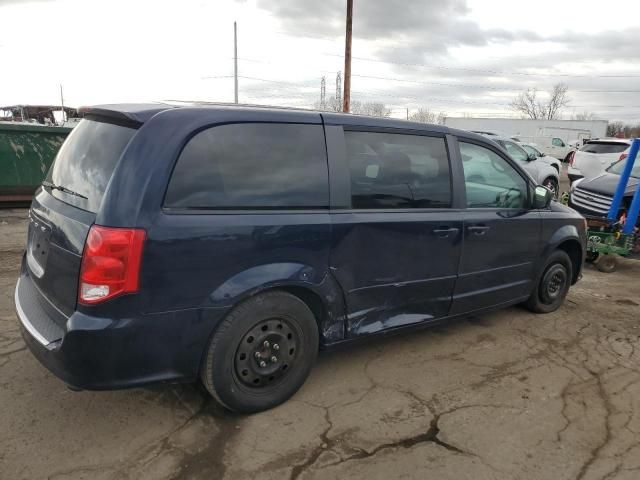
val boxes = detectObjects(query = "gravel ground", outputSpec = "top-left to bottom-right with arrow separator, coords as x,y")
1,199 -> 640,480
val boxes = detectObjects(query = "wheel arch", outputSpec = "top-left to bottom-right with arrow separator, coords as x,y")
537,226 -> 584,285
267,285 -> 332,346
207,263 -> 347,345
556,238 -> 583,284
555,238 -> 584,285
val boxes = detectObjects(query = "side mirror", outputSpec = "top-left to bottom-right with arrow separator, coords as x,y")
540,152 -> 546,157
528,153 -> 537,161
533,185 -> 552,209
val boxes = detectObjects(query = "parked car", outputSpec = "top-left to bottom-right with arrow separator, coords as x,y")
518,142 -> 562,173
479,135 -> 561,198
569,156 -> 639,223
568,138 -> 631,184
15,104 -> 586,413
517,136 -> 573,162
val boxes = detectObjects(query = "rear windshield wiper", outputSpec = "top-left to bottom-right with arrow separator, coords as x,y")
41,181 -> 88,200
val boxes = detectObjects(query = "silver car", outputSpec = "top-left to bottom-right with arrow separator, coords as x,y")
518,142 -> 562,174
484,135 -> 561,198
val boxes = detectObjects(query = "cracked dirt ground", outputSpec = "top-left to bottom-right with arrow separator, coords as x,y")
2,208 -> 640,480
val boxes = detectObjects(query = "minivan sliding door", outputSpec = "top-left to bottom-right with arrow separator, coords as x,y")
326,126 -> 463,337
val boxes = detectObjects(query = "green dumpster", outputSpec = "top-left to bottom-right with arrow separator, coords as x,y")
0,123 -> 72,203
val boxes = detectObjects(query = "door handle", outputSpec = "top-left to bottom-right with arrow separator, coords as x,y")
432,227 -> 459,238
467,225 -> 490,235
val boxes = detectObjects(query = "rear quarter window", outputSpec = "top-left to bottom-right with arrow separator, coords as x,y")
579,142 -> 629,154
164,123 -> 328,209
46,119 -> 136,212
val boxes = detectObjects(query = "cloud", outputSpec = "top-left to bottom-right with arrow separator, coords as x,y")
256,0 -> 541,52
0,0 -> 54,5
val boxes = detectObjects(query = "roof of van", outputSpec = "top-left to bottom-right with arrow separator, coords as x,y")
586,137 -> 631,144
78,102 -> 485,140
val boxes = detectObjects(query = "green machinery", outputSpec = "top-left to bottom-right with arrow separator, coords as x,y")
584,217 -> 637,273
582,137 -> 640,273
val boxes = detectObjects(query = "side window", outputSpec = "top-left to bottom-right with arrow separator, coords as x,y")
344,131 -> 451,209
164,123 -> 328,209
502,141 -> 528,163
460,142 -> 528,209
552,138 -> 565,147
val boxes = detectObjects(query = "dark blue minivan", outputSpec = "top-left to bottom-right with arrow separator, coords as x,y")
15,104 -> 586,412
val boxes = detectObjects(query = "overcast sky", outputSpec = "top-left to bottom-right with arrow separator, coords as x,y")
1,0 -> 639,121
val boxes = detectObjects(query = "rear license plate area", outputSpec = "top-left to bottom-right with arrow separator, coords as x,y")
27,213 -> 52,276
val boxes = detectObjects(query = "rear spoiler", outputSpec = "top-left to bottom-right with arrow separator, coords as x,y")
78,104 -> 174,128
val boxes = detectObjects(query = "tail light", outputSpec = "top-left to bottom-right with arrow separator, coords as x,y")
79,225 -> 146,305
620,153 -> 628,161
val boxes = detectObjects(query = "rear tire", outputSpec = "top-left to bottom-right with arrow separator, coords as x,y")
595,254 -> 617,273
524,250 -> 572,313
201,291 -> 319,413
585,251 -> 599,263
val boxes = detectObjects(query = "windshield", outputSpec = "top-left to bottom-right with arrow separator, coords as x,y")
521,144 -> 540,157
501,140 -> 529,163
607,157 -> 640,178
46,119 -> 136,212
580,142 -> 629,154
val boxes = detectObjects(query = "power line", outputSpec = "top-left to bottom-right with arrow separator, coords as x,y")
222,57 -> 640,92
321,53 -> 640,79
352,73 -> 640,93
235,75 -> 318,87
218,82 -> 640,109
234,56 -> 339,75
201,74 -> 640,111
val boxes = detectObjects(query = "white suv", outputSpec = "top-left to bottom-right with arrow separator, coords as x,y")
568,138 -> 630,184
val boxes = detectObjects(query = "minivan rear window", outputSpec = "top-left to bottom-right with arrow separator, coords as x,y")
46,119 -> 136,212
164,123 -> 328,210
579,142 -> 629,154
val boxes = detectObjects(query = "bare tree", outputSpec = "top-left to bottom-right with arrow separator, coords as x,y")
571,111 -> 597,121
546,83 -> 570,120
510,88 -> 543,119
510,83 -> 570,120
409,108 -> 447,124
314,96 -> 342,112
350,100 -> 391,117
606,121 -> 625,137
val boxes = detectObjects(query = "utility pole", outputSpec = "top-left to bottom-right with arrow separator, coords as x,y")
320,76 -> 326,110
343,0 -> 353,113
59,84 -> 65,125
406,108 -> 409,120
336,71 -> 342,109
234,21 -> 238,104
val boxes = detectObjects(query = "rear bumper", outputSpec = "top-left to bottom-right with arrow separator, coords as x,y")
15,258 -> 225,390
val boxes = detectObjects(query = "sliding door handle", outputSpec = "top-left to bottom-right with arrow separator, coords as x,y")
432,227 -> 460,238
467,225 -> 490,235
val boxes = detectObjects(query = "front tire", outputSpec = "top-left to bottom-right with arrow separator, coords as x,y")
201,291 -> 319,413
524,250 -> 572,313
